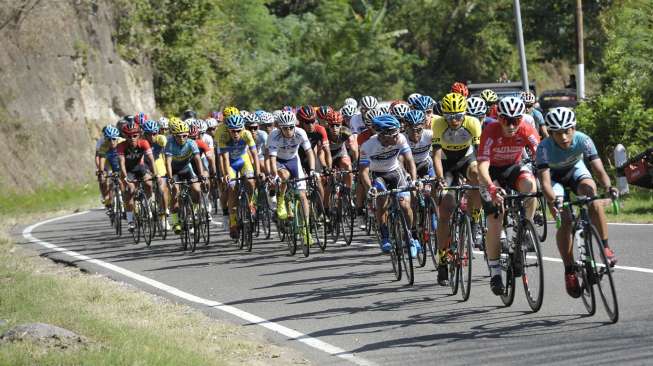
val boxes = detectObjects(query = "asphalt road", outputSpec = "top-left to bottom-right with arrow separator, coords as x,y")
19,209 -> 653,365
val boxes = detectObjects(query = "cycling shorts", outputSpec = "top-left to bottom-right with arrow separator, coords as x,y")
482,163 -> 533,215
172,164 -> 197,182
152,156 -> 167,178
277,155 -> 307,190
227,155 -> 255,181
416,159 -> 435,178
372,169 -> 409,198
442,154 -> 476,185
126,164 -> 151,181
550,160 -> 593,197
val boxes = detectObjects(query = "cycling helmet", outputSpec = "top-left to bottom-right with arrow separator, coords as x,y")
480,89 -> 499,104
244,112 -> 260,126
340,104 -> 357,118
379,105 -> 390,114
372,114 -> 401,133
441,93 -> 467,113
344,97 -> 357,107
194,119 -> 208,133
466,97 -> 487,117
182,109 -> 197,120
433,100 -> 443,115
281,105 -> 294,113
210,111 -> 221,119
413,95 -> 435,111
404,110 -> 426,126
158,117 -> 169,129
277,111 -> 297,127
142,120 -> 160,134
226,115 -> 245,129
363,109 -> 384,126
189,124 -> 200,138
104,125 -> 120,139
316,105 -> 333,121
259,112 -> 275,125
498,96 -> 525,118
171,118 -> 189,135
121,119 -> 140,135
390,103 -> 411,119
520,90 -> 536,106
545,107 -> 576,131
451,82 -> 469,97
205,118 -> 218,129
135,112 -> 149,125
407,93 -> 422,108
325,110 -> 343,125
359,96 -> 379,110
223,106 -> 240,119
296,105 -> 317,123
183,118 -> 195,128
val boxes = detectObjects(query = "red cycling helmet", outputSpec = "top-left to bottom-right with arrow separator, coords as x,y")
451,82 -> 469,97
296,105 -> 316,123
189,124 -> 200,138
316,105 -> 334,121
325,110 -> 343,125
121,120 -> 140,135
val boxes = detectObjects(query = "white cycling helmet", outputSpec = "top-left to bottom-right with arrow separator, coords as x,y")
359,96 -> 379,110
340,104 -> 357,118
391,103 -> 411,119
344,97 -> 357,108
466,97 -> 487,117
277,111 -> 297,127
158,117 -> 169,129
205,118 -> 218,129
363,108 -> 384,126
545,107 -> 576,131
520,90 -> 536,106
498,96 -> 525,118
183,118 -> 196,127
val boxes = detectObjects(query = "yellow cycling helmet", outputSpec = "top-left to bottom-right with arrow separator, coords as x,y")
170,117 -> 189,135
223,106 -> 240,119
441,93 -> 467,113
480,89 -> 498,103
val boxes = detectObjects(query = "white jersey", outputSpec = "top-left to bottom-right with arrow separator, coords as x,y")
522,114 -> 536,130
348,113 -> 366,134
267,128 -> 311,161
404,129 -> 433,164
201,133 -> 214,150
360,134 -> 411,173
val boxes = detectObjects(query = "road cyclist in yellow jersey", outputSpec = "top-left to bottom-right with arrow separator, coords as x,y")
217,114 -> 262,239
431,92 -> 483,286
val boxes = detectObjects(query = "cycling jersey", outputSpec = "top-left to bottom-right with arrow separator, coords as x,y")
530,109 -> 545,130
117,139 -> 153,171
356,128 -> 375,146
201,133 -> 214,150
148,134 -> 167,177
477,119 -> 539,167
96,136 -> 124,172
405,129 -> 433,164
431,115 -> 481,161
348,113 -> 365,134
536,131 -> 598,171
359,134 -> 411,173
267,128 -> 311,161
215,124 -> 256,162
327,127 -> 356,159
253,130 -> 268,161
165,137 -> 200,173
303,124 -> 329,148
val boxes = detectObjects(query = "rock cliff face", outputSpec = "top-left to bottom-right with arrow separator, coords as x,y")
0,0 -> 155,192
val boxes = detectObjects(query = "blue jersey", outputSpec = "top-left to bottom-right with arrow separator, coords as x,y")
165,137 -> 199,171
536,131 -> 598,171
530,109 -> 545,129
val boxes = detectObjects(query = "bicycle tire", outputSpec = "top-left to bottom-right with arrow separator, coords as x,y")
426,199 -> 438,269
398,207 -> 414,286
113,191 -> 123,237
587,224 -> 618,323
155,189 -> 168,241
458,215 -> 473,302
388,214 -> 402,281
500,229 -> 516,306
534,193 -> 548,242
312,189 -> 328,250
329,189 -> 341,243
200,192 -> 211,246
186,198 -> 198,252
257,190 -> 272,240
179,198 -> 190,250
140,195 -> 153,247
341,191 -> 355,246
310,200 -> 326,252
415,201 -> 427,268
237,193 -> 249,250
448,215 -> 460,296
132,198 -> 142,245
286,195 -> 298,256
521,220 -> 544,312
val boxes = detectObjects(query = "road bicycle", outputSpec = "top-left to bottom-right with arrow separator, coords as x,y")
557,191 -> 620,323
412,178 -> 438,269
127,177 -> 155,247
277,176 -> 314,256
230,174 -> 256,252
253,179 -> 272,240
325,169 -> 356,246
498,190 -> 545,312
108,172 -> 125,237
172,178 -> 200,251
149,177 -> 168,241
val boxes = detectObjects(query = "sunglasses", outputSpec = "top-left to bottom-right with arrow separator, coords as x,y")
444,113 -> 465,122
281,126 -> 295,131
501,116 -> 521,126
380,130 -> 399,137
110,138 -> 119,141
408,126 -> 423,133
246,126 -> 258,131
127,133 -> 140,139
302,120 -> 316,124
229,129 -> 243,133
144,132 -> 158,136
176,134 -> 189,138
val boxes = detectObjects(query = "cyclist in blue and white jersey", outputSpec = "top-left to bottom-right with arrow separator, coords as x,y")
267,111 -> 317,224
536,107 -> 618,298
349,96 -> 378,135
521,91 -> 548,138
244,112 -> 269,177
359,114 -> 422,257
403,110 -> 434,178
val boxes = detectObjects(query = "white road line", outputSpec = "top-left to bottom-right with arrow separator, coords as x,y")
22,212 -> 376,366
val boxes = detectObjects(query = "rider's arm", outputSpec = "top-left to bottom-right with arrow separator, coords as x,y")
432,147 -> 444,179
305,146 -> 316,172
165,156 -> 173,180
193,152 -> 205,177
118,155 -> 128,179
359,165 -> 371,191
403,151 -> 418,181
323,143 -> 332,168
269,155 -> 278,178
248,147 -> 260,176
206,152 -> 217,176
538,168 -> 557,204
589,158 -> 613,190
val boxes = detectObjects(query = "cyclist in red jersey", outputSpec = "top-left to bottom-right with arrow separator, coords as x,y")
477,97 -> 540,296
117,120 -> 157,232
297,105 -> 331,210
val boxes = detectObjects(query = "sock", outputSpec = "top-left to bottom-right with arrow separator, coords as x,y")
229,213 -> 237,226
488,260 -> 501,277
126,211 -> 133,222
379,224 -> 389,240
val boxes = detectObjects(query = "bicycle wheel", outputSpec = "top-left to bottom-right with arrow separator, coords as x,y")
132,199 -> 142,245
309,200 -> 326,252
534,193 -> 548,242
521,220 -> 544,312
388,214 -> 402,281
203,193 -> 212,246
243,196 -> 254,252
179,199 -> 190,250
426,199 -> 439,268
397,207 -> 414,286
328,189 -> 341,243
587,224 -> 618,323
113,192 -> 123,237
312,190 -> 328,250
341,191 -> 355,246
155,189 -> 168,241
257,190 -> 272,240
415,202 -> 427,268
139,196 -> 153,247
500,253 -> 516,306
292,198 -> 310,257
186,199 -> 198,252
448,217 -> 460,296
238,193 -> 252,251
286,196 -> 298,256
150,194 -> 159,239
458,215 -> 473,302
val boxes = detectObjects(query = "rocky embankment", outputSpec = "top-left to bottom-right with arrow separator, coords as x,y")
0,0 -> 155,192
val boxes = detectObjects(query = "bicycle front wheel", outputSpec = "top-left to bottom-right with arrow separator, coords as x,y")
458,215 -> 473,302
521,220 -> 544,312
415,202 -> 427,268
113,192 -> 123,237
425,198 -> 439,269
341,191 -> 355,246
588,224 -> 618,323
534,193 -> 548,242
199,192 -> 211,246
388,214 -> 402,281
139,196 -> 153,247
398,209 -> 414,286
500,235 -> 516,306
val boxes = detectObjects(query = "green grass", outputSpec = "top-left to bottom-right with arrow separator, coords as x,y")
606,188 -> 653,223
0,181 -> 100,218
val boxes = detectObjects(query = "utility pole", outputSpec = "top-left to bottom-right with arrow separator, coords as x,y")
575,0 -> 585,99
513,0 -> 529,92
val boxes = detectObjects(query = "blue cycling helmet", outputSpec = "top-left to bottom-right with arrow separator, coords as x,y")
104,125 -> 120,139
407,93 -> 422,108
413,95 -> 435,111
142,120 -> 160,134
226,115 -> 245,129
404,110 -> 426,126
254,109 -> 266,117
372,114 -> 401,133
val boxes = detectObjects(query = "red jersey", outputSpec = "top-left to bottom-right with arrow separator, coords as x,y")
194,138 -> 212,155
356,128 -> 374,146
117,139 -> 152,170
304,124 -> 329,148
477,119 -> 539,167
487,104 -> 499,119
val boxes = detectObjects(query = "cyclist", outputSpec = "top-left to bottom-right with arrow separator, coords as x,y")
165,118 -> 206,234
96,125 -> 124,212
325,110 -> 358,191
477,96 -> 540,295
451,82 -> 469,97
340,104 -> 358,131
431,93 -> 483,285
117,120 -> 157,233
158,117 -> 170,136
216,114 -> 261,239
142,120 -> 171,229
297,105 -> 331,210
390,101 -> 411,122
404,110 -> 434,178
244,112 -> 269,177
480,89 -> 499,121
350,96 -> 379,134
354,108 -> 384,222
467,96 -> 492,129
536,107 -> 618,297
359,114 -> 421,257
267,111 -> 317,241
521,90 -> 548,138
412,95 -> 436,128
